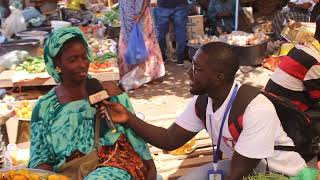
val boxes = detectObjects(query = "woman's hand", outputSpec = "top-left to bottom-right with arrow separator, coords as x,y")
144,159 -> 157,180
97,101 -> 130,124
133,14 -> 143,22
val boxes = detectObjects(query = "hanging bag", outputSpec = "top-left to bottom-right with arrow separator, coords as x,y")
125,23 -> 148,65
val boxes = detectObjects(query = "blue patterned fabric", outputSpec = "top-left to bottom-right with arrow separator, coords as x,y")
119,0 -> 144,41
28,92 -> 152,178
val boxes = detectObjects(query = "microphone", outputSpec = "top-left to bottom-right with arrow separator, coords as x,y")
86,78 -> 117,134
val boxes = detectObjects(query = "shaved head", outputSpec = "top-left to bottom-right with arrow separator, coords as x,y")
199,42 -> 239,80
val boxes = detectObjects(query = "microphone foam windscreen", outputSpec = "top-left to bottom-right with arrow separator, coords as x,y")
86,78 -> 109,105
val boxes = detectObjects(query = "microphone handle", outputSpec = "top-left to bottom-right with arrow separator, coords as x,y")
104,107 -> 117,134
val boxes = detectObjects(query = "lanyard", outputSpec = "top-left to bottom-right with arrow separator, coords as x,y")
209,84 -> 238,169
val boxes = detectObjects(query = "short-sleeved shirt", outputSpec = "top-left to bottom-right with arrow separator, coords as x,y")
157,0 -> 188,8
175,81 -> 306,176
282,0 -> 316,12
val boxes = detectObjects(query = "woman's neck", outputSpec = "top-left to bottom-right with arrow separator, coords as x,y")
56,81 -> 87,103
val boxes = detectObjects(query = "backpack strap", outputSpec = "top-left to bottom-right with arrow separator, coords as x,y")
195,94 -> 209,129
228,84 -> 260,141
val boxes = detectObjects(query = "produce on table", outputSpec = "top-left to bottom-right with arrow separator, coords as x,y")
0,169 -> 69,180
244,173 -> 289,180
89,56 -> 117,73
104,4 -> 120,27
15,57 -> 46,74
188,35 -> 219,46
224,31 -> 269,46
0,51 -> 30,70
87,38 -> 117,57
15,101 -> 33,120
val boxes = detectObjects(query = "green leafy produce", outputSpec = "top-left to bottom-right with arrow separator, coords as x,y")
244,173 -> 289,180
95,52 -> 117,63
15,56 -> 46,74
104,4 -> 120,26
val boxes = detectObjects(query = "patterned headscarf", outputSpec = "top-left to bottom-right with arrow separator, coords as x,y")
44,27 -> 93,83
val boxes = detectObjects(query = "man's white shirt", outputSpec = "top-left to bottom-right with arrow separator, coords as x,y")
175,82 -> 306,176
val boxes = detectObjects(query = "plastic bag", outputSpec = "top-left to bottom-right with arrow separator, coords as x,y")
125,23 -> 148,65
1,9 -> 26,38
0,50 -> 29,70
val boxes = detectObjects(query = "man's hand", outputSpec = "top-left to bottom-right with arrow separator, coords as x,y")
98,101 -> 130,124
133,14 -> 143,22
226,151 -> 260,180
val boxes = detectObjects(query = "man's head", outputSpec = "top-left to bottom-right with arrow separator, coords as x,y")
188,42 -> 239,95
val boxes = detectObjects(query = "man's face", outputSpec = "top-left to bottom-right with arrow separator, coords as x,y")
188,49 -> 214,95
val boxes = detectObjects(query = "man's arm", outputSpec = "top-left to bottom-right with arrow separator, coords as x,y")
127,113 -> 198,151
226,151 -> 260,180
288,2 -> 313,10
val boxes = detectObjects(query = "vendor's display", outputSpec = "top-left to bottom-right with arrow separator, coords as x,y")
14,100 -> 34,120
0,51 -> 30,71
87,38 -> 117,57
103,4 -> 120,27
252,21 -> 273,34
0,169 -> 69,180
15,57 -> 46,74
0,103 -> 14,125
188,35 -> 219,46
223,31 -> 270,46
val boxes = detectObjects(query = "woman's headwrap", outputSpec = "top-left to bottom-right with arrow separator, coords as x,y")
44,27 -> 93,83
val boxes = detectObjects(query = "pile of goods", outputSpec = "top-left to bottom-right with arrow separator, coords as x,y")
0,169 -> 69,180
0,103 -> 13,119
253,21 -> 273,34
188,35 -> 219,46
103,4 -> 120,27
87,38 -> 117,57
15,100 -> 34,120
89,53 -> 117,73
224,31 -> 270,46
15,57 -> 46,74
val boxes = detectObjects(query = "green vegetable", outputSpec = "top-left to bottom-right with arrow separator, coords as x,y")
244,173 -> 289,180
95,52 -> 117,63
104,7 -> 120,25
15,56 -> 46,74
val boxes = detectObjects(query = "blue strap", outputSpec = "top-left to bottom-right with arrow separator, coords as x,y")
210,84 -> 238,164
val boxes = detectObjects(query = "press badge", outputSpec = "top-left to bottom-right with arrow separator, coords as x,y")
208,169 -> 224,180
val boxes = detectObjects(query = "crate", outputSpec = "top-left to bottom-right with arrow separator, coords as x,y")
187,15 -> 204,40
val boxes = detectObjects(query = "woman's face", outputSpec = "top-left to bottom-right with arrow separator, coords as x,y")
56,39 -> 90,83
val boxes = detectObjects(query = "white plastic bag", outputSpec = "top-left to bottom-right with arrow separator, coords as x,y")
2,9 -> 26,38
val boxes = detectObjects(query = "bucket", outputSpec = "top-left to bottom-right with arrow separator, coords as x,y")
51,20 -> 71,30
0,39 -> 40,56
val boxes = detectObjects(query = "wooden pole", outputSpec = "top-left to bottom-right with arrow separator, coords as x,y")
108,0 -> 112,7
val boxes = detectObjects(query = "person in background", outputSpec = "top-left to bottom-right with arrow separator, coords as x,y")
118,0 -> 165,91
154,0 -> 188,65
265,15 -> 320,112
272,0 -> 318,39
207,0 -> 236,34
311,1 -> 320,21
28,27 -> 157,180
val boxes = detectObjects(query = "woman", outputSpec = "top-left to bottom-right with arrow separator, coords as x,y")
207,0 -> 236,34
118,0 -> 165,91
28,27 -> 157,180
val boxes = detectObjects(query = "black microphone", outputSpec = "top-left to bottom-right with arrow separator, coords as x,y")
86,78 -> 117,134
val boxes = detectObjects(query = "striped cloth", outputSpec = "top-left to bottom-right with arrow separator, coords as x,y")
265,45 -> 320,111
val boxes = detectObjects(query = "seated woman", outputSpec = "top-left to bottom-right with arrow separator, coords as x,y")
207,0 -> 236,34
28,27 -> 157,180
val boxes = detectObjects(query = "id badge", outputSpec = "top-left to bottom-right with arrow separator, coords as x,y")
208,169 -> 224,180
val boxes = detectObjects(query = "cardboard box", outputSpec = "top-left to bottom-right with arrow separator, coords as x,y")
187,15 -> 204,40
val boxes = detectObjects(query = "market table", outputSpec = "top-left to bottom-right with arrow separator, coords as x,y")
0,70 -> 120,88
